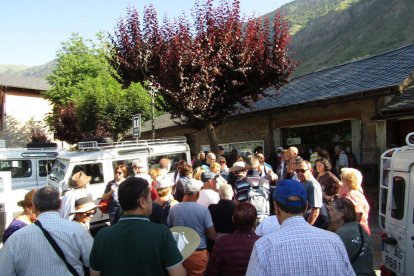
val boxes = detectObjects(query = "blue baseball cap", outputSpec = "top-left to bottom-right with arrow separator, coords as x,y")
201,172 -> 215,182
273,179 -> 307,207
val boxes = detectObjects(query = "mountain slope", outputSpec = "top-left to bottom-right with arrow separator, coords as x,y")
15,60 -> 56,78
0,64 -> 30,74
262,0 -> 361,35
289,0 -> 414,76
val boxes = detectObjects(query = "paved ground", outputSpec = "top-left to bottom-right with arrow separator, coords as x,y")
365,185 -> 382,275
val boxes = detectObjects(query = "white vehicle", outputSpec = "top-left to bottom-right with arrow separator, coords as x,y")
379,132 -> 414,276
0,145 -> 62,243
47,137 -> 191,226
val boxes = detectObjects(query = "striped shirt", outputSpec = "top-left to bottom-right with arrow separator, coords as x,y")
246,216 -> 355,276
0,211 -> 93,276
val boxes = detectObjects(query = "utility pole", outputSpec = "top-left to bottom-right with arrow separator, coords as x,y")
149,82 -> 159,140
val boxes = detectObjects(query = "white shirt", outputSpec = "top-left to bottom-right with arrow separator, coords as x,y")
59,188 -> 92,220
196,189 -> 220,208
135,173 -> 152,185
0,212 -> 93,276
255,215 -> 280,236
246,216 -> 355,276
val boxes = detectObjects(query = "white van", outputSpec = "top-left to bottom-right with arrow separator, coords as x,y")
47,137 -> 191,226
0,145 -> 62,243
379,132 -> 414,276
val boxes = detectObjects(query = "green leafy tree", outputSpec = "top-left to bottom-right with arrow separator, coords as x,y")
44,33 -> 154,143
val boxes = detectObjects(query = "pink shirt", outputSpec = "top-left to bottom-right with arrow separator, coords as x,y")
339,187 -> 370,235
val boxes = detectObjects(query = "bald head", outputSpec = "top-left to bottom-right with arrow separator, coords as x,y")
288,147 -> 298,156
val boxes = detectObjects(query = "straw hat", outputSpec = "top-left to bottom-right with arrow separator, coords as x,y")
71,171 -> 91,188
17,189 -> 36,208
69,197 -> 98,215
170,226 -> 201,260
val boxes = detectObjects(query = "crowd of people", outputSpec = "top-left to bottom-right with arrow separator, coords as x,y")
0,144 -> 374,276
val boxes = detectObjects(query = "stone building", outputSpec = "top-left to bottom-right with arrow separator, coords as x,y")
140,45 -> 414,182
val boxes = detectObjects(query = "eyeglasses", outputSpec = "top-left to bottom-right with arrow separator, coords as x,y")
116,171 -> 124,175
295,169 -> 309,174
82,209 -> 96,216
219,161 -> 226,164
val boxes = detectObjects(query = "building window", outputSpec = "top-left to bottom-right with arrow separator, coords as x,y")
283,120 -> 352,158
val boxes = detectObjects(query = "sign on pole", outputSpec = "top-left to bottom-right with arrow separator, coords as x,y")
133,114 -> 141,138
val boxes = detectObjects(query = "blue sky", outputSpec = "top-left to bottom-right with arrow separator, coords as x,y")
0,0 -> 292,66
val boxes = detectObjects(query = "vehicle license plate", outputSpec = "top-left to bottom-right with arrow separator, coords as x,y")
382,242 -> 405,274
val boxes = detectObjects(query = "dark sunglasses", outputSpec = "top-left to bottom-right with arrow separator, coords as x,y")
116,171 -> 124,175
219,161 -> 226,164
295,169 -> 309,174
82,209 -> 97,216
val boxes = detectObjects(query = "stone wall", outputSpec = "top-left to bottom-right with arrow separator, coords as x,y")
141,96 -> 383,164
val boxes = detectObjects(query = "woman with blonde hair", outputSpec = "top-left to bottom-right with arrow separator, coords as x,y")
339,168 -> 371,235
210,162 -> 221,175
193,166 -> 205,181
2,189 -> 37,243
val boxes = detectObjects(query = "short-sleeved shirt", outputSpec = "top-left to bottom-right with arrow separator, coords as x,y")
197,189 -> 220,208
2,219 -> 27,244
0,212 -> 93,276
303,178 -> 323,210
103,180 -> 121,202
59,188 -> 92,220
255,215 -> 280,236
90,215 -> 183,275
168,202 -> 214,249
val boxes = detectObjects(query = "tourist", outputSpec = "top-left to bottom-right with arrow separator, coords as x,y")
2,189 -> 37,243
206,202 -> 260,276
246,179 -> 355,275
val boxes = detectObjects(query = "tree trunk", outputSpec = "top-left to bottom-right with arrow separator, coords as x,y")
205,122 -> 220,155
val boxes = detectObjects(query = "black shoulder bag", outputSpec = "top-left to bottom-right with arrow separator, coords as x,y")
350,223 -> 365,264
34,220 -> 80,276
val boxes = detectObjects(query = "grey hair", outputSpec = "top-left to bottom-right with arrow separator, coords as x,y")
206,152 -> 216,160
33,187 -> 60,212
219,184 -> 234,200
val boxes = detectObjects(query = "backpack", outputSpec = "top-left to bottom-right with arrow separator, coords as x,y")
245,176 -> 270,219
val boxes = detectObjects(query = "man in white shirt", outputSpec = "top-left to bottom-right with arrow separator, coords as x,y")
246,179 -> 355,276
335,145 -> 349,175
0,187 -> 93,275
60,171 -> 93,220
197,172 -> 220,207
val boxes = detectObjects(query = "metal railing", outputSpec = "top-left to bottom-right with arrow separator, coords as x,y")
78,136 -> 187,151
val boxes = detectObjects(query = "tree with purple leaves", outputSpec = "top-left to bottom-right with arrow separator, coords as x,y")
111,0 -> 296,153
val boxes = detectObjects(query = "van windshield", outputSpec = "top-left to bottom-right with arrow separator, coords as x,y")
49,160 -> 68,183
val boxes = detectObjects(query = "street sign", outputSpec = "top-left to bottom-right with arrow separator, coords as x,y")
132,114 -> 141,138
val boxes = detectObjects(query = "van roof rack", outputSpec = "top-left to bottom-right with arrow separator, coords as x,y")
78,136 -> 187,151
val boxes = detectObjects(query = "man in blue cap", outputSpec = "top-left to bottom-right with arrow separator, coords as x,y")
246,179 -> 355,276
